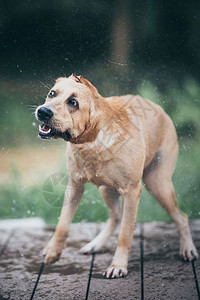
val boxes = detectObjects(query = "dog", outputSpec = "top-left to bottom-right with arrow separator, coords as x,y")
35,74 -> 198,278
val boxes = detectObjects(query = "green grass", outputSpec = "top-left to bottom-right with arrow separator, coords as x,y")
0,180 -> 108,225
0,138 -> 199,225
0,76 -> 200,224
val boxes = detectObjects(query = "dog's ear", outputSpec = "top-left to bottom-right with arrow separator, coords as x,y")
70,74 -> 99,96
56,77 -> 66,83
70,74 -> 82,83
79,77 -> 99,95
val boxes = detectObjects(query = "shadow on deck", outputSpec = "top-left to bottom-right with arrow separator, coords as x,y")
0,219 -> 199,300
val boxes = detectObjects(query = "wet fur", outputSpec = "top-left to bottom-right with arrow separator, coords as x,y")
36,75 -> 198,279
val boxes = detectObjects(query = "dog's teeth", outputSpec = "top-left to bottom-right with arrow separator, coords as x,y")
39,125 -> 51,134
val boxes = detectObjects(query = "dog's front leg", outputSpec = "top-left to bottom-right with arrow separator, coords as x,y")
43,179 -> 84,264
80,186 -> 121,254
104,183 -> 142,278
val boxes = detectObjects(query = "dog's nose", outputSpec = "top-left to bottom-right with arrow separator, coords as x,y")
37,107 -> 53,121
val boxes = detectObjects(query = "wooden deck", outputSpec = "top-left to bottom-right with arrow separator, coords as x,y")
0,219 -> 200,300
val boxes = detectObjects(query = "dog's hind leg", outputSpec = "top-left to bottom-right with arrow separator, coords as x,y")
80,186 -> 121,254
143,142 -> 198,261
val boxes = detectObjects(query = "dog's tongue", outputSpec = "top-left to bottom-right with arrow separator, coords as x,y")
41,124 -> 50,132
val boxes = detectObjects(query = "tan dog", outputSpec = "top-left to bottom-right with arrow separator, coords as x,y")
35,74 -> 198,278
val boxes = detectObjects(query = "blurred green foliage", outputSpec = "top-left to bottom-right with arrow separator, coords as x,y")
0,137 -> 199,224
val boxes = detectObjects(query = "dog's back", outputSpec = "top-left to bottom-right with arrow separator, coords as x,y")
106,94 -> 178,168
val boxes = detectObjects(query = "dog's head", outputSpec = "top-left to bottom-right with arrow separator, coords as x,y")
35,74 -> 100,143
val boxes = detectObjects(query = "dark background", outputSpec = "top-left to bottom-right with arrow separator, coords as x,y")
1,0 -> 200,83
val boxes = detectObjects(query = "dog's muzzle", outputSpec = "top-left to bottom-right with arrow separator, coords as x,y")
36,106 -> 72,141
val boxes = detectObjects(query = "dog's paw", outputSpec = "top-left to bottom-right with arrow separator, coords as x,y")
180,241 -> 198,261
80,241 -> 102,254
103,265 -> 128,279
43,237 -> 65,264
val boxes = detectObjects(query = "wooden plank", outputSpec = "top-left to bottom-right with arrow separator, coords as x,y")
190,221 -> 200,299
143,221 -> 200,300
89,236 -> 141,300
0,223 -> 97,300
0,220 -> 199,299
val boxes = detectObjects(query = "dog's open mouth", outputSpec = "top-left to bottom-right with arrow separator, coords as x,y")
39,123 -> 57,139
38,123 -> 72,141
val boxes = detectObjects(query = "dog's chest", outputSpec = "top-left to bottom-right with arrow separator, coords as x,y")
69,145 -> 135,188
70,149 -> 112,186
75,158 -> 107,185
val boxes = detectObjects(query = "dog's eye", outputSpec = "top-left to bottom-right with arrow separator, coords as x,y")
67,98 -> 79,108
49,90 -> 57,98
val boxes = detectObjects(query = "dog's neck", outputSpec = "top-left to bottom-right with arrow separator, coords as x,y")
70,94 -> 129,154
70,117 -> 100,144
